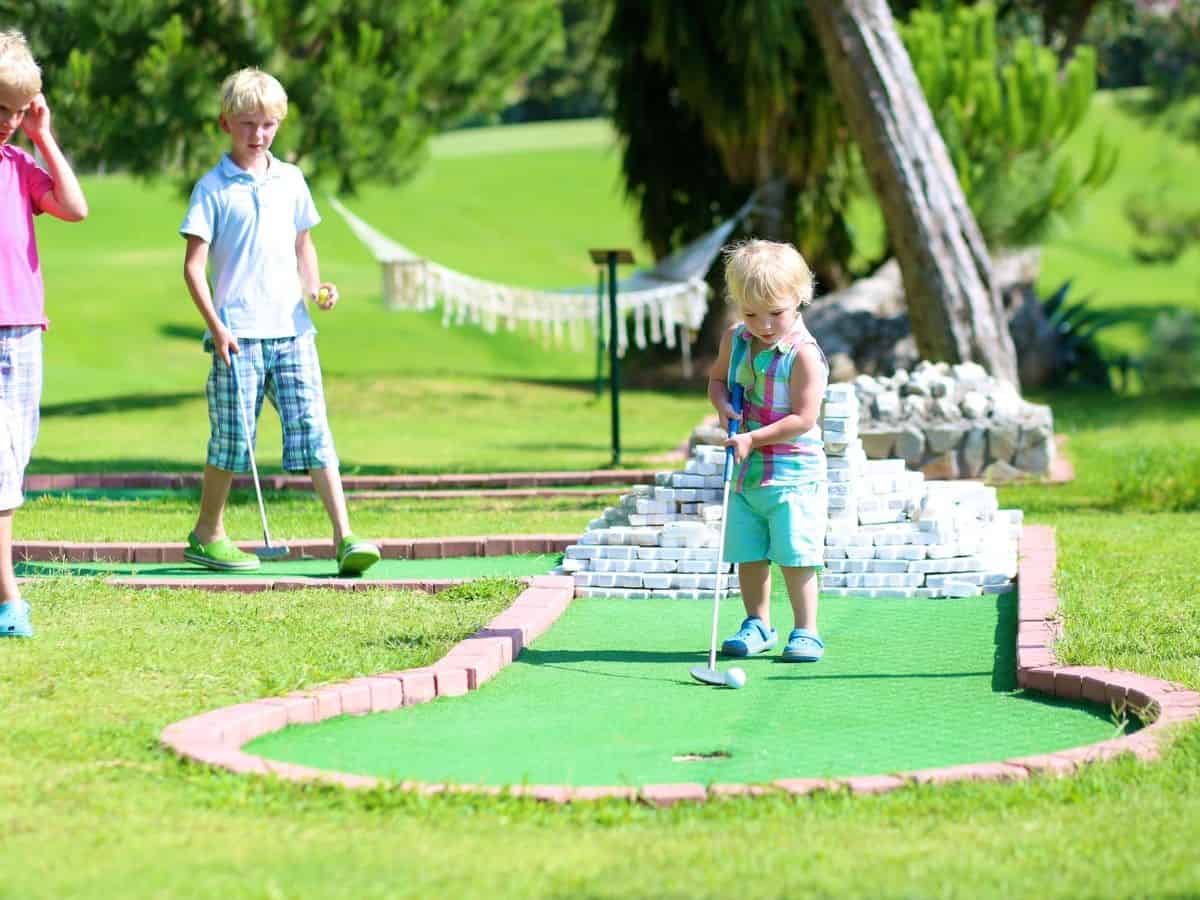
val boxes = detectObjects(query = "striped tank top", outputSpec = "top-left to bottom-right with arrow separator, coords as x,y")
727,323 -> 828,490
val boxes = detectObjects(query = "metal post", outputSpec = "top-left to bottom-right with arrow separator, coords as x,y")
588,248 -> 634,468
607,252 -> 621,466
595,267 -> 605,397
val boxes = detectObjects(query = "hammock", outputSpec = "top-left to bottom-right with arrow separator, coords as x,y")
328,195 -> 755,358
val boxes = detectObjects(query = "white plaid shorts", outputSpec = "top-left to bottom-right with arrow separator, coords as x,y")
0,326 -> 43,511
206,333 -> 338,473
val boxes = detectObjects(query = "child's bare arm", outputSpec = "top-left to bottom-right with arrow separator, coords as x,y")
182,236 -> 237,365
707,325 -> 741,422
296,230 -> 337,310
23,95 -> 87,222
786,343 -> 827,432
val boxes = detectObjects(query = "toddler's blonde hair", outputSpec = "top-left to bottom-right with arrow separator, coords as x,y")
723,239 -> 814,312
220,68 -> 288,119
0,30 -> 42,100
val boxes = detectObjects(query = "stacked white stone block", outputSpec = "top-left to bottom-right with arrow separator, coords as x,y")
563,444 -> 740,599
563,384 -> 1021,599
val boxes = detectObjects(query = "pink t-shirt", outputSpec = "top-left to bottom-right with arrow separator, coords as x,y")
0,144 -> 54,328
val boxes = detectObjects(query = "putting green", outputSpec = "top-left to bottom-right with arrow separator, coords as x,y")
15,554 -> 560,581
248,587 -> 1127,786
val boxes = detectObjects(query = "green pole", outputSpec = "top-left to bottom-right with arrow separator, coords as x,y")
607,252 -> 621,466
595,267 -> 605,398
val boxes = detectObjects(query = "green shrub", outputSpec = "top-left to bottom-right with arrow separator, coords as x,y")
1142,310 -> 1200,392
901,2 -> 1117,247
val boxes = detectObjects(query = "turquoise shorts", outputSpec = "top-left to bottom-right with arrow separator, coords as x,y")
723,480 -> 827,569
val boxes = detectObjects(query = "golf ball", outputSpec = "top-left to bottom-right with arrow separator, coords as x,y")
317,287 -> 331,304
724,667 -> 747,689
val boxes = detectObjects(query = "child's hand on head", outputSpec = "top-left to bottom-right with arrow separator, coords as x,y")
19,94 -> 51,144
313,283 -> 338,310
726,432 -> 754,463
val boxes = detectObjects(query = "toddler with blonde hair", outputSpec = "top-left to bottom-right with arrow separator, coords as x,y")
707,239 -> 830,661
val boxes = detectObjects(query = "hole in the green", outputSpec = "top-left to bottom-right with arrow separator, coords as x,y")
672,751 -> 731,762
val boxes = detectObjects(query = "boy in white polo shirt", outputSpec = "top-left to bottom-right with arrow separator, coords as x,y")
180,68 -> 379,576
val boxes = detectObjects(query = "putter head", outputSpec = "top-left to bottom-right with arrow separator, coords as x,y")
689,665 -> 726,686
254,545 -> 290,561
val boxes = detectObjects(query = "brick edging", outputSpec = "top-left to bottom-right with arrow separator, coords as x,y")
24,470 -> 658,493
159,527 -> 1199,804
16,534 -> 576,594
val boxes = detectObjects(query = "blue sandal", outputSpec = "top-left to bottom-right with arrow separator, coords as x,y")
0,599 -> 32,638
782,628 -> 824,662
721,617 -> 778,657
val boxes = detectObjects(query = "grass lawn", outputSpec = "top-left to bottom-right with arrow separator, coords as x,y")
1037,90 -> 1200,358
33,119 -> 692,474
14,490 -> 616,543
2,98 -> 1198,897
4,390 -> 1198,898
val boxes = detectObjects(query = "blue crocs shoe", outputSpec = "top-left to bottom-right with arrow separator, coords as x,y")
721,617 -> 777,657
0,599 -> 32,638
782,628 -> 824,662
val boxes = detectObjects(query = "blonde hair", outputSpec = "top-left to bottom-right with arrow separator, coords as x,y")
220,68 -> 287,119
722,239 -> 814,312
0,30 -> 42,100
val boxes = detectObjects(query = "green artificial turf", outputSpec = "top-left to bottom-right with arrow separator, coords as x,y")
250,588 -> 1122,787
16,553 -> 560,582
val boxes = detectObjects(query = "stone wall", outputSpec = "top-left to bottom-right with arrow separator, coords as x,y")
841,361 -> 1055,481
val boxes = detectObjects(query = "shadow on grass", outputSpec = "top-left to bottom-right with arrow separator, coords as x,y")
15,563 -> 363,580
41,391 -> 200,418
994,591 -> 1018,692
522,647 -> 997,684
159,323 -> 207,342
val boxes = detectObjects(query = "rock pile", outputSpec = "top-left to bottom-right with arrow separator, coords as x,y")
849,361 -> 1055,480
562,382 -> 1023,600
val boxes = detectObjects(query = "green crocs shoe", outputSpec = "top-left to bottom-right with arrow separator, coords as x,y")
337,535 -> 381,577
184,532 -> 261,571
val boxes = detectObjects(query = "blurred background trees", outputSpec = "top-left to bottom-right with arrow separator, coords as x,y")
4,0 -> 1194,386
6,0 -> 561,193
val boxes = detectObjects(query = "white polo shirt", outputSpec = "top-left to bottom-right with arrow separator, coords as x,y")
180,152 -> 320,339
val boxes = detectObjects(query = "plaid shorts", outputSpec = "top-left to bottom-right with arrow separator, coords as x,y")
206,333 -> 338,473
0,326 -> 43,511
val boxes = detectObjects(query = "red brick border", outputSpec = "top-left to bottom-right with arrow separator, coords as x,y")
24,470 -> 657,493
160,526 -> 1198,803
16,534 -> 576,593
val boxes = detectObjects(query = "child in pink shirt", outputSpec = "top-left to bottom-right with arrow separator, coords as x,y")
0,31 -> 88,638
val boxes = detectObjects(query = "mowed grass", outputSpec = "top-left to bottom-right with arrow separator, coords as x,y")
32,95 -> 1200,472
1037,90 -> 1200,357
33,119 -> 689,473
15,490 -> 618,542
5,384 -> 1199,898
1,506 -> 1198,898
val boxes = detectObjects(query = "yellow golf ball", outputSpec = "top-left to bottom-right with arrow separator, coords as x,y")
317,287 -> 330,304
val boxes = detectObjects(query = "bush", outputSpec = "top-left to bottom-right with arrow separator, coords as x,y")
1142,310 -> 1200,392
900,2 -> 1117,248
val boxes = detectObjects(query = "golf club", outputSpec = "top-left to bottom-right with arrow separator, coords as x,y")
690,383 -> 744,686
219,309 -> 289,561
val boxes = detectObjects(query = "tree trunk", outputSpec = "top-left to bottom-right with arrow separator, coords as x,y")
807,0 -> 1020,386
